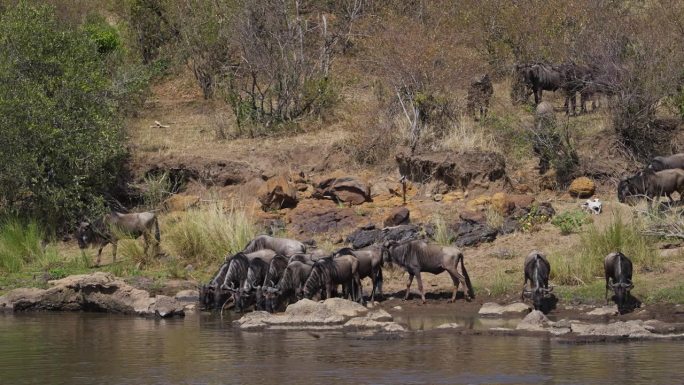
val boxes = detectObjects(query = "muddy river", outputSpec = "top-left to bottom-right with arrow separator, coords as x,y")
0,311 -> 681,384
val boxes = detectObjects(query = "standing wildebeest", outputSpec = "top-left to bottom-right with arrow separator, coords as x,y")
200,260 -> 231,309
334,246 -> 384,301
521,251 -> 552,311
617,168 -> 684,205
303,254 -> 362,303
467,74 -> 494,121
383,240 -> 474,303
77,211 -> 160,266
515,63 -> 563,105
648,153 -> 684,171
215,249 -> 277,308
264,260 -> 314,312
559,62 -> 594,115
604,252 -> 633,310
242,235 -> 306,256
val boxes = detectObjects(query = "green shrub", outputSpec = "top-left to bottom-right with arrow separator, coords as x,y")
83,16 -> 121,55
551,209 -> 592,235
0,220 -> 45,273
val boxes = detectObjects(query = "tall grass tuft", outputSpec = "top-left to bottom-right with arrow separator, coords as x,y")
165,203 -> 258,266
142,171 -> 172,210
548,213 -> 659,286
0,220 -> 45,273
432,215 -> 454,246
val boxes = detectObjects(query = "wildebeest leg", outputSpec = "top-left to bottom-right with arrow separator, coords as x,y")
143,231 -> 150,256
404,273 -> 414,300
415,272 -> 426,304
605,276 -> 610,304
445,266 -> 466,303
534,88 -> 541,105
95,247 -> 103,267
521,276 -> 528,302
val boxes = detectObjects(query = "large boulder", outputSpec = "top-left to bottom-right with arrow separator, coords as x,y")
478,302 -> 532,317
345,224 -> 424,249
568,177 -> 596,198
453,220 -> 498,247
257,175 -> 298,211
0,272 -> 184,318
384,207 -> 410,227
396,150 -> 506,190
313,177 -> 371,205
288,201 -> 361,237
516,310 -> 551,331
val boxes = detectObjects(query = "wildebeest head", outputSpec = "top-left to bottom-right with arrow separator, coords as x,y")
199,284 -> 215,310
76,221 -> 94,249
612,281 -> 633,308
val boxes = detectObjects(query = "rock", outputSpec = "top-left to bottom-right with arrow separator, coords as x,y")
174,289 -> 199,303
343,317 -> 405,333
479,302 -> 532,317
312,177 -> 371,205
586,305 -> 618,316
516,310 -> 551,331
384,207 -> 410,227
568,177 -> 596,198
0,272 -> 184,318
288,201 -> 362,236
392,306 -> 403,311
466,195 -> 492,210
491,192 -> 515,215
346,224 -> 423,249
459,209 -> 486,223
366,309 -> 393,322
322,297 -> 368,318
396,150 -> 507,190
257,175 -> 298,211
570,320 -> 653,338
162,194 -> 200,212
453,221 -> 498,247
433,194 -> 443,202
143,155 -> 261,187
346,228 -> 382,249
436,323 -> 462,329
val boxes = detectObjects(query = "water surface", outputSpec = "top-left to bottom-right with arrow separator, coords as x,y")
0,312 -> 680,385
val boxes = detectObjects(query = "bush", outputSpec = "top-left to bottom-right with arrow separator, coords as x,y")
165,203 -> 258,266
0,2 -> 126,231
431,216 -> 454,246
83,16 -> 121,55
551,209 -> 592,235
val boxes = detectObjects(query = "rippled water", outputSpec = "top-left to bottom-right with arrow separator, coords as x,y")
0,311 -> 681,385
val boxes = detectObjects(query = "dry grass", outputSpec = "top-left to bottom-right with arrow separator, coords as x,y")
440,117 -> 499,154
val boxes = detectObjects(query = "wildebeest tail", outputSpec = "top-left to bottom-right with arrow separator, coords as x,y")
458,254 -> 475,299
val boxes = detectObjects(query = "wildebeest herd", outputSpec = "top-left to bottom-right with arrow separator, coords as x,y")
618,152 -> 684,206
189,233 -> 635,315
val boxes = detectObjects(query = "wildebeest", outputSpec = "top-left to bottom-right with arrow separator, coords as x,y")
383,240 -> 474,303
521,251 -> 552,311
303,254 -> 362,303
77,211 -> 160,266
200,260 -> 231,310
334,246 -> 384,301
559,62 -> 594,115
242,235 -> 306,256
215,249 -> 277,308
604,252 -> 633,310
515,63 -> 563,105
236,252 -> 280,312
649,153 -> 684,172
466,74 -> 494,121
264,260 -> 314,312
617,168 -> 684,205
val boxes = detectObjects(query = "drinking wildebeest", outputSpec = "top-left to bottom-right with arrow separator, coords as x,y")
200,260 -> 231,309
617,168 -> 684,205
648,153 -> 684,172
515,63 -> 563,105
236,252 -> 280,312
604,252 -> 633,310
263,260 -> 314,312
303,254 -> 362,303
521,251 -> 552,311
383,240 -> 474,303
215,249 -> 277,308
242,235 -> 306,256
77,211 -> 160,266
467,74 -> 494,121
334,246 -> 384,301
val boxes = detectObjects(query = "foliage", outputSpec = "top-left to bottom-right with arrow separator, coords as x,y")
551,209 -> 592,235
0,2 -> 126,231
125,0 -> 178,64
518,205 -> 552,233
0,220 -> 45,273
431,215 -> 454,246
83,15 -> 121,55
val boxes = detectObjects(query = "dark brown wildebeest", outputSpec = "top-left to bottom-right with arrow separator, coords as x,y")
235,252 -> 280,312
467,74 -> 494,121
521,251 -> 552,311
617,168 -> 684,205
200,260 -> 231,310
77,211 -> 160,266
515,63 -> 563,105
648,153 -> 684,172
303,254 -> 362,303
334,246 -> 384,301
242,235 -> 306,256
383,240 -> 474,303
604,252 -> 633,310
263,260 -> 314,312
215,249 -> 277,309
559,62 -> 595,115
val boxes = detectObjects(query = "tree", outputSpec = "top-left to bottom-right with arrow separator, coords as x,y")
0,2 -> 126,231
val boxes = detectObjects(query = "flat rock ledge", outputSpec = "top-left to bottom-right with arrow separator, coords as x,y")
515,310 -> 684,340
0,272 -> 184,318
233,298 -> 405,333
478,302 -> 532,317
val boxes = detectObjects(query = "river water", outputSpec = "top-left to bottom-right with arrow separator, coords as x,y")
0,311 -> 681,385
